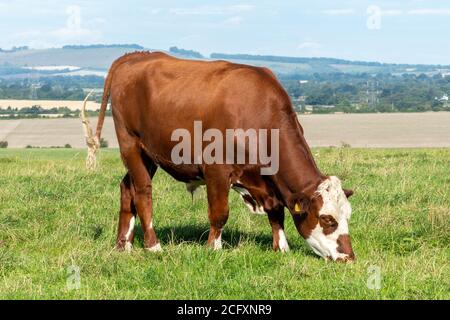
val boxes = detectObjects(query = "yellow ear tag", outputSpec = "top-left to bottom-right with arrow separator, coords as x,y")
294,202 -> 302,213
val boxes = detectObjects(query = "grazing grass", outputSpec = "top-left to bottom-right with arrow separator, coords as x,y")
0,148 -> 448,300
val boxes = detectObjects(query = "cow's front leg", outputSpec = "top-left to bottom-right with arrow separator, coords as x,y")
268,209 -> 289,252
205,167 -> 231,250
116,173 -> 136,251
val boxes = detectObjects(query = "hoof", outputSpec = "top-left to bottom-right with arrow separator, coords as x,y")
116,241 -> 133,252
124,242 -> 133,252
279,246 -> 290,253
146,243 -> 162,252
273,245 -> 290,253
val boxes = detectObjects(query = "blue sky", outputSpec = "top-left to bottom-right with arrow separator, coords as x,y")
1,0 -> 449,65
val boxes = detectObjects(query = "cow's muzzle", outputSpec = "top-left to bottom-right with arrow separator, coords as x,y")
335,253 -> 356,263
336,234 -> 355,263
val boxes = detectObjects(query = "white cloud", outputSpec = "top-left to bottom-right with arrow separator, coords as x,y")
230,5 -> 254,12
381,9 -> 403,16
224,16 -> 244,26
150,8 -> 161,15
323,7 -> 446,17
170,5 -> 254,16
51,6 -> 100,40
298,41 -> 321,50
51,27 -> 100,41
12,30 -> 42,39
322,8 -> 356,16
8,5 -> 102,48
408,8 -> 450,15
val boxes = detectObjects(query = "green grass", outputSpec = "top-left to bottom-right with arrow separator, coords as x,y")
0,148 -> 449,300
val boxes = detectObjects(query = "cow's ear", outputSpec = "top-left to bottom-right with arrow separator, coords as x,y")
343,188 -> 354,198
292,194 -> 310,215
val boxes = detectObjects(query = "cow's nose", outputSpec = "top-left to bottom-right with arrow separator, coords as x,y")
336,253 -> 355,263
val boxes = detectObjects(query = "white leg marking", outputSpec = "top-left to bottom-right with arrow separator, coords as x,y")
214,230 -> 222,250
123,216 -> 135,251
144,219 -> 162,252
125,216 -> 135,240
145,220 -> 162,252
278,229 -> 290,253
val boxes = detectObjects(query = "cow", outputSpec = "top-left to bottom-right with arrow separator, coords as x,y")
82,51 -> 355,262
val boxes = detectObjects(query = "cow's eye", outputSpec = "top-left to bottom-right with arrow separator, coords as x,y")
320,215 -> 338,230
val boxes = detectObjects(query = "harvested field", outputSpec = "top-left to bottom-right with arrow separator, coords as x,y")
0,99 -> 101,111
299,112 -> 450,148
1,112 -> 449,148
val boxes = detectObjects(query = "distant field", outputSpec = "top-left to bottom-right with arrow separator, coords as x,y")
0,99 -> 100,111
0,148 -> 448,299
1,112 -> 450,148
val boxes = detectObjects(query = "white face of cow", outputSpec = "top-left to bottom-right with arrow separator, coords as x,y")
301,176 -> 355,262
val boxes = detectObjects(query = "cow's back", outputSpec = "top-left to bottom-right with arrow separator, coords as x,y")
109,52 -> 293,177
111,52 -> 289,120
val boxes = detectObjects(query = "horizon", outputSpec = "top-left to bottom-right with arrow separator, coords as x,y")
3,43 -> 450,67
1,1 -> 450,65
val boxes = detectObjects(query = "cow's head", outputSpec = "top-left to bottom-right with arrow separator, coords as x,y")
292,176 -> 355,262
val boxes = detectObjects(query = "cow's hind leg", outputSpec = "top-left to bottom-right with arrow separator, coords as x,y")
268,209 -> 289,252
117,131 -> 160,252
116,173 -> 136,251
204,166 -> 231,250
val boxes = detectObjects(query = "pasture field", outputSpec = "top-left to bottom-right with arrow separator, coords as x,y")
0,148 -> 448,299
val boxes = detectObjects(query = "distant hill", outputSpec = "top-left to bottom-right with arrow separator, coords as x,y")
0,45 -> 147,70
1,45 -> 449,80
62,44 -> 144,50
211,53 -> 450,77
169,46 -> 204,59
0,46 -> 29,53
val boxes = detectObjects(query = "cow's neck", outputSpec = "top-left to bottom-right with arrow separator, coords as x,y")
273,119 -> 324,206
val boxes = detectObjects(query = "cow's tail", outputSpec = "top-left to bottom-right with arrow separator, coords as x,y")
81,70 -> 113,170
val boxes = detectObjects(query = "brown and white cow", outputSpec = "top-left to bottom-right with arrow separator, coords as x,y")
83,51 -> 355,262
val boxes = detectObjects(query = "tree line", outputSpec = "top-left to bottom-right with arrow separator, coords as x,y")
282,73 -> 450,113
0,72 -> 449,114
